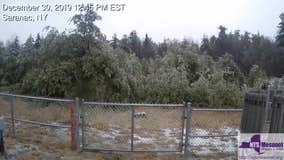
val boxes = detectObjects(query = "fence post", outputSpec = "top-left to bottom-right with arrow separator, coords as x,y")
0,116 -> 5,155
262,86 -> 271,133
9,95 -> 15,138
81,99 -> 86,149
70,102 -> 76,150
183,102 -> 192,159
180,103 -> 186,152
131,107 -> 135,151
74,97 -> 81,152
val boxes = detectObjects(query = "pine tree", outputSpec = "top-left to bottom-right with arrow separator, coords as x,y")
141,34 -> 156,58
276,13 -> 284,47
0,42 -> 4,56
23,35 -> 34,52
216,25 -> 227,56
128,31 -> 142,56
7,36 -> 20,56
34,33 -> 41,49
200,36 -> 210,54
70,10 -> 102,55
120,34 -> 131,53
157,39 -> 168,56
110,34 -> 119,49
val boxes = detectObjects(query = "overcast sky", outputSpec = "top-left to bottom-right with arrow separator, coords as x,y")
0,0 -> 283,43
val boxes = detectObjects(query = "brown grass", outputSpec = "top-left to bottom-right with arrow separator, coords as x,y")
191,111 -> 241,131
4,123 -> 183,160
0,97 -> 70,123
86,107 -> 184,130
0,98 -> 240,159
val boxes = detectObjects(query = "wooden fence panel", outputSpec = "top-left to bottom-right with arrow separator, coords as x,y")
241,93 -> 267,133
270,96 -> 284,133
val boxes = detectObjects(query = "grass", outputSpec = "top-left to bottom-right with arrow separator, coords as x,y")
191,111 -> 241,132
0,97 -> 241,160
0,97 -> 70,123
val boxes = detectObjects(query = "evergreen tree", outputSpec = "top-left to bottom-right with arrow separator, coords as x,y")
34,33 -> 41,49
120,34 -> 131,53
157,39 -> 169,56
208,36 -> 218,59
23,35 -> 34,52
216,25 -> 227,56
276,13 -> 284,47
0,42 -> 4,85
7,36 -> 20,56
70,9 -> 102,54
128,31 -> 142,56
200,36 -> 210,54
141,34 -> 156,58
0,42 -> 4,56
110,34 -> 119,49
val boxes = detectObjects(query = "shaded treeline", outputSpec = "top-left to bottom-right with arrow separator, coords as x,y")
0,11 -> 284,107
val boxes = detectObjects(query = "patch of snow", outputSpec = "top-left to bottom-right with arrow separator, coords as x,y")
54,128 -> 69,142
222,127 -> 239,135
134,134 -> 156,143
83,126 -> 239,155
189,127 -> 239,156
192,128 -> 209,135
162,128 -> 172,137
88,128 -> 121,140
110,128 -> 120,135
6,144 -> 39,158
96,130 -> 114,139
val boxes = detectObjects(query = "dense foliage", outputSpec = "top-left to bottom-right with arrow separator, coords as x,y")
1,10 -> 284,107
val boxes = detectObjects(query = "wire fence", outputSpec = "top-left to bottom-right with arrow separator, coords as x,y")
0,92 -> 75,151
0,92 -> 243,158
81,101 -> 185,152
189,108 -> 242,157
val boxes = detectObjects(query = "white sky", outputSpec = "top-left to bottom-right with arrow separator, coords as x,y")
0,0 -> 283,43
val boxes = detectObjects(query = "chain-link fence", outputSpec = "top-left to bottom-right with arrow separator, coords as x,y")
81,102 -> 243,157
0,92 -> 244,158
188,108 -> 242,157
0,93 -> 75,152
81,102 -> 186,152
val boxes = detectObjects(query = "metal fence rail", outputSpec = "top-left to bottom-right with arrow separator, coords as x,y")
4,117 -> 70,128
0,92 -> 74,103
84,101 -> 185,107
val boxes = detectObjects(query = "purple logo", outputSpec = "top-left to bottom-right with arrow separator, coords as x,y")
239,134 -> 284,155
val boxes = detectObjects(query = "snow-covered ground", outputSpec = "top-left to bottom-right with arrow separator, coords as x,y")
3,121 -> 239,159
190,127 -> 239,156
68,125 -> 240,155
8,121 -> 240,156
